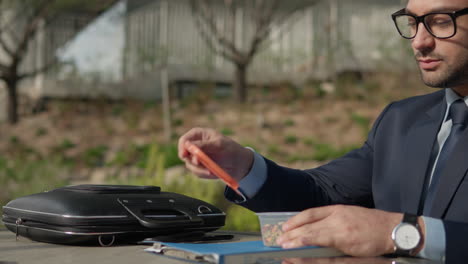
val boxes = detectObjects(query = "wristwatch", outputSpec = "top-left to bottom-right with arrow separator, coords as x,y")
391,213 -> 422,256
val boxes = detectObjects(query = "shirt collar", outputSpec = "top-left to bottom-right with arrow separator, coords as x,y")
445,88 -> 468,107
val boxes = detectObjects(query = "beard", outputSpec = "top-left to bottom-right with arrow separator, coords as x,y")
416,51 -> 468,88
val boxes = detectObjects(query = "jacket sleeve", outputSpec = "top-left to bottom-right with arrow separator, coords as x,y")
225,103 -> 394,212
444,220 -> 468,262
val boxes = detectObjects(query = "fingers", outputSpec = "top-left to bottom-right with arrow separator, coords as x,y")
178,127 -> 221,157
184,160 -> 217,179
283,206 -> 336,231
278,219 -> 334,249
178,127 -> 222,179
178,127 -> 204,160
178,127 -> 251,181
277,206 -> 344,249
279,206 -> 400,257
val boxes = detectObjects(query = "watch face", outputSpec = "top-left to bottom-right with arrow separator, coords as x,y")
394,223 -> 421,250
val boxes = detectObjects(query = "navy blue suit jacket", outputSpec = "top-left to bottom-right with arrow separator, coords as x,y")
226,90 -> 468,261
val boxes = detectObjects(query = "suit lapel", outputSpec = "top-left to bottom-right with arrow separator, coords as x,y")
428,128 -> 468,218
401,99 -> 446,214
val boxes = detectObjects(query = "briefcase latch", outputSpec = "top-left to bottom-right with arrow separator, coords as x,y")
15,218 -> 23,241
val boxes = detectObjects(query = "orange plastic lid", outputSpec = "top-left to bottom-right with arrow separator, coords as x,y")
185,142 -> 241,193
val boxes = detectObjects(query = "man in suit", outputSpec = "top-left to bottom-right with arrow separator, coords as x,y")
178,0 -> 468,261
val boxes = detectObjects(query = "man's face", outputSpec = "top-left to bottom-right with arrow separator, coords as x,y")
407,0 -> 468,90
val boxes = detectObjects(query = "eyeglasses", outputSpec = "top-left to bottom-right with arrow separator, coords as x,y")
391,7 -> 468,39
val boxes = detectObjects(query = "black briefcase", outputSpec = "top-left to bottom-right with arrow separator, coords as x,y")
2,185 -> 226,246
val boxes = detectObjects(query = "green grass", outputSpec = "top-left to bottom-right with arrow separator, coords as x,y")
172,118 -> 184,127
35,127 -> 48,137
0,129 -> 362,233
9,136 -> 19,144
220,128 -> 234,136
312,143 -> 340,161
297,138 -> 361,162
55,138 -> 76,152
0,156 -> 69,207
350,112 -> 371,136
83,145 -> 108,167
283,119 -> 295,127
267,144 -> 280,155
106,142 -> 184,169
284,135 -> 298,144
313,143 -> 360,161
0,141 -> 260,232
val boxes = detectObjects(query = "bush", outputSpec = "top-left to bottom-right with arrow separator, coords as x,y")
83,145 -> 108,167
55,139 -> 76,152
223,205 -> 259,232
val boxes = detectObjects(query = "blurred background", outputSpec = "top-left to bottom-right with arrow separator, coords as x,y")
0,0 -> 428,232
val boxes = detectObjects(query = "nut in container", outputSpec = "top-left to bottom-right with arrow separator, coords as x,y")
256,212 -> 299,247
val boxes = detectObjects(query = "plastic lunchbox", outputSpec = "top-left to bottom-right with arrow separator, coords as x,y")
256,212 -> 299,247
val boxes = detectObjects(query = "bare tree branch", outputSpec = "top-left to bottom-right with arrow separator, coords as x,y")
18,56 -> 59,80
0,2 -> 27,53
14,0 -> 56,62
0,34 -> 15,56
245,0 -> 279,62
0,0 -> 48,46
197,14 -> 236,61
0,0 -> 119,124
227,0 -> 236,53
0,1 -> 29,35
192,11 -> 237,62
190,0 -> 319,102
193,0 -> 243,63
0,61 -> 10,75
255,1 -> 317,55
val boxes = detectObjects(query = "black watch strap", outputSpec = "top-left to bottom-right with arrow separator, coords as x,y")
403,213 -> 419,226
395,246 -> 411,256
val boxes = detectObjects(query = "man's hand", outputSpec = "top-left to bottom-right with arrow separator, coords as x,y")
277,205 -> 425,257
178,127 -> 254,182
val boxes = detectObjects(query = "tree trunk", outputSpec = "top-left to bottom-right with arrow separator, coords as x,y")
234,63 -> 248,103
6,79 -> 19,124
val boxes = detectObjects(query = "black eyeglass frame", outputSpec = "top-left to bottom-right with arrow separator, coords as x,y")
391,7 -> 468,39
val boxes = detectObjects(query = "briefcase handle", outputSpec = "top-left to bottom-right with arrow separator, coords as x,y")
117,198 -> 204,229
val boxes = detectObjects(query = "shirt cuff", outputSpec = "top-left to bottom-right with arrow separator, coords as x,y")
238,148 -> 267,199
417,216 -> 446,261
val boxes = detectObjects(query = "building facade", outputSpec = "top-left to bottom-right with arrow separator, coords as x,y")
3,0 -> 411,121
122,0 -> 410,99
